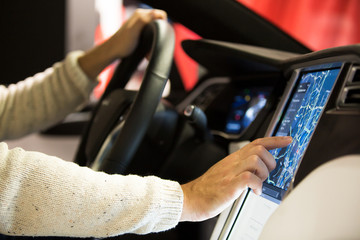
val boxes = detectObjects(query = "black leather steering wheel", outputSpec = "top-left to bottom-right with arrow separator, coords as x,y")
75,20 -> 175,174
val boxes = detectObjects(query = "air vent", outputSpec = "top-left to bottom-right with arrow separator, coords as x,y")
337,65 -> 360,111
352,68 -> 360,83
349,66 -> 360,84
344,87 -> 360,104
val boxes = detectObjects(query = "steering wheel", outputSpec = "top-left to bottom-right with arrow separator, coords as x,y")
75,20 -> 175,174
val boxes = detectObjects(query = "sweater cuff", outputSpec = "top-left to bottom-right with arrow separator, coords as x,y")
154,177 -> 184,232
140,176 -> 184,233
64,51 -> 98,99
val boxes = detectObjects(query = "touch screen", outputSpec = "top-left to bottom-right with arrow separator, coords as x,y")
215,63 -> 342,240
263,66 -> 340,200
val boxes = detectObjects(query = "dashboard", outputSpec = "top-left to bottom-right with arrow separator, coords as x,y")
178,39 -> 360,239
176,75 -> 279,140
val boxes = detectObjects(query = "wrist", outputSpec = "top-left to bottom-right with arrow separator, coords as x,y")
78,41 -> 117,80
180,182 -> 198,222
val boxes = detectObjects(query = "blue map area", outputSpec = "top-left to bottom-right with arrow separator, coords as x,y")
266,68 -> 340,190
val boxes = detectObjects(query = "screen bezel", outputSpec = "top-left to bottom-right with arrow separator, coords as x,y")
262,62 -> 343,201
263,62 -> 343,198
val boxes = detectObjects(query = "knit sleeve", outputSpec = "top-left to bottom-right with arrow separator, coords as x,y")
0,51 -> 97,141
0,142 -> 183,237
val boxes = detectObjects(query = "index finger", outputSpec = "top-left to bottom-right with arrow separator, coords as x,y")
252,136 -> 292,150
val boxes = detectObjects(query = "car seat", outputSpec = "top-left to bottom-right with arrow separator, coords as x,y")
259,154 -> 360,239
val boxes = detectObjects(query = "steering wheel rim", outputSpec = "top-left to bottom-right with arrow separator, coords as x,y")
75,19 -> 175,174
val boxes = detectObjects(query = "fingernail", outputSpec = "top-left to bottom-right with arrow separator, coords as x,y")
284,136 -> 292,142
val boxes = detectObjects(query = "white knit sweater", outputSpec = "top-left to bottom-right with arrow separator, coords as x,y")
0,52 -> 183,238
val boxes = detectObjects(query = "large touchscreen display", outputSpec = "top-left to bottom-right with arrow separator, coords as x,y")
223,65 -> 341,240
263,67 -> 340,200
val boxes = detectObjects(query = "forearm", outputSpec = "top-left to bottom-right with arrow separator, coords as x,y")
0,52 -> 96,141
78,37 -> 120,80
0,142 -> 183,237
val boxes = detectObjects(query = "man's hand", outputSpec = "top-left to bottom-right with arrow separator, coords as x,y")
78,9 -> 167,80
180,136 -> 292,222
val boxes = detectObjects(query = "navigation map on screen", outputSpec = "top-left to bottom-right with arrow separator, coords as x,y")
265,68 -> 340,192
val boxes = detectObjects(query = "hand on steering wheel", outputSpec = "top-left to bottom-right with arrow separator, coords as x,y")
75,16 -> 175,175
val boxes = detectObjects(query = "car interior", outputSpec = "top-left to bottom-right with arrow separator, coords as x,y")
2,0 -> 360,239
